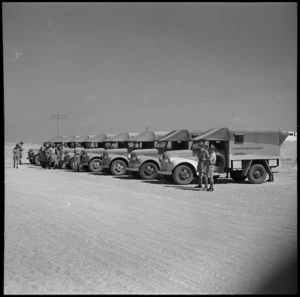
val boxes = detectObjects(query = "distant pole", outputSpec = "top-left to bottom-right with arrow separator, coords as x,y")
50,114 -> 68,136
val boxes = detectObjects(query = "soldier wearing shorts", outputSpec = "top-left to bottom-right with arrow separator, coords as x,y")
13,143 -> 20,168
205,145 -> 217,191
195,141 -> 209,189
73,143 -> 84,172
19,141 -> 24,165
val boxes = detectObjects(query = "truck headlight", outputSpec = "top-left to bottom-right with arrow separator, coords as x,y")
127,154 -> 131,159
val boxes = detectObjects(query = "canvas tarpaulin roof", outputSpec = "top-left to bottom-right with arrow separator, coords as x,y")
104,133 -> 130,142
158,130 -> 190,142
46,135 -> 67,143
192,128 -> 230,141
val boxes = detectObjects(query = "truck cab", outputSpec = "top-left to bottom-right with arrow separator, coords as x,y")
27,135 -> 67,165
80,133 -> 134,172
63,134 -> 96,170
126,129 -> 203,180
158,127 -> 288,185
101,131 -> 170,176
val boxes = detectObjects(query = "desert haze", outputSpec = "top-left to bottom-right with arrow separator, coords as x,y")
4,141 -> 297,294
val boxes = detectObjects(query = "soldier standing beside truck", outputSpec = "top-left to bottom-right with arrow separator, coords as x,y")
195,141 -> 209,189
205,145 -> 217,191
73,143 -> 84,172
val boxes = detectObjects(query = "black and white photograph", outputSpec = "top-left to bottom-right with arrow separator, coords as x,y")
3,2 -> 297,294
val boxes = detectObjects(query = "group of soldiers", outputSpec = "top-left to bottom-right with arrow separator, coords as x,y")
12,141 -> 24,168
38,142 -> 67,169
195,140 -> 217,191
38,142 -> 84,171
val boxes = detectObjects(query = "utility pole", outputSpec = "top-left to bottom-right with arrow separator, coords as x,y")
50,114 -> 68,136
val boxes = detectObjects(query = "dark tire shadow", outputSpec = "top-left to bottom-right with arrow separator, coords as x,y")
113,175 -> 140,180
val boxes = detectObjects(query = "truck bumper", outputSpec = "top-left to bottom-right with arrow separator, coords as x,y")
157,170 -> 172,176
127,167 -> 139,172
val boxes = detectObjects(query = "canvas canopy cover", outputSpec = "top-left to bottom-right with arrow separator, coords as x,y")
158,130 -> 191,142
73,135 -> 96,143
193,127 -> 288,145
103,133 -> 130,142
129,131 -> 170,142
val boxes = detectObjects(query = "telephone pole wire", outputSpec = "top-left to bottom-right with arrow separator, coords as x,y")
50,114 -> 68,136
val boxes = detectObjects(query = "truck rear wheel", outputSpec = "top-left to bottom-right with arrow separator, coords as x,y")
110,160 -> 127,175
34,154 -> 40,165
214,152 -> 226,172
88,158 -> 102,172
231,171 -> 247,183
173,165 -> 194,185
139,162 -> 158,180
247,164 -> 267,184
70,158 -> 76,170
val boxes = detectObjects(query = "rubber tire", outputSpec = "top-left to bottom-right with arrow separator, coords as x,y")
70,158 -> 76,171
173,165 -> 194,185
139,162 -> 158,180
214,152 -> 226,172
231,171 -> 247,183
110,160 -> 127,176
34,154 -> 41,165
247,164 -> 267,184
88,158 -> 102,172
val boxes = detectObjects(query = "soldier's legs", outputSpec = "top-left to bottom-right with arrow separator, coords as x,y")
198,167 -> 203,187
207,165 -> 214,191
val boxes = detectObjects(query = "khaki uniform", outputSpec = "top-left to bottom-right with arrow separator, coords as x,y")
39,145 -> 47,168
197,147 -> 209,187
74,146 -> 84,172
206,151 -> 216,188
13,147 -> 20,168
19,144 -> 24,164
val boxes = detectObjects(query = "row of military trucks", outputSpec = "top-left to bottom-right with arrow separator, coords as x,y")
27,128 -> 288,185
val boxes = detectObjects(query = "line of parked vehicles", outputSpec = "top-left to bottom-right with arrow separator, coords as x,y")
27,128 -> 288,185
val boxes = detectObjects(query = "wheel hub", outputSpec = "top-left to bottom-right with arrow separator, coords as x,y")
253,170 -> 262,178
114,163 -> 124,173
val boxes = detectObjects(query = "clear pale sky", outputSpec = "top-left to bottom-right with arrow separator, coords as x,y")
3,2 -> 297,143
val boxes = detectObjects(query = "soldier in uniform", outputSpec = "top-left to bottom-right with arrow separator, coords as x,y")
205,145 -> 217,191
195,141 -> 209,189
73,143 -> 84,172
19,141 -> 24,165
59,143 -> 67,169
39,142 -> 48,168
47,143 -> 57,169
13,143 -> 21,168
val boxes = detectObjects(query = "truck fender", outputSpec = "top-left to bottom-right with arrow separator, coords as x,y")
171,157 -> 198,174
242,160 -> 252,176
109,156 -> 129,166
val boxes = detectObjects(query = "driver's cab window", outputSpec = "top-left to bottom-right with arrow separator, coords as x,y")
105,142 -> 111,149
165,142 -> 172,151
142,142 -> 154,149
171,141 -> 188,150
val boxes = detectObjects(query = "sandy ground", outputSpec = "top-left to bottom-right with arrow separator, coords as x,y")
4,141 -> 297,294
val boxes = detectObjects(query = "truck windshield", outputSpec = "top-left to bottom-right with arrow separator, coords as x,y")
156,141 -> 167,149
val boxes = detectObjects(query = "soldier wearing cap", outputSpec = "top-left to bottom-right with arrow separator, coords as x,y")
39,142 -> 48,168
205,145 -> 217,191
47,143 -> 57,169
13,143 -> 20,168
195,140 -> 209,189
73,143 -> 84,172
19,141 -> 24,165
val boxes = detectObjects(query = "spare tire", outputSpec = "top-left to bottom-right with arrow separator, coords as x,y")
214,152 -> 226,172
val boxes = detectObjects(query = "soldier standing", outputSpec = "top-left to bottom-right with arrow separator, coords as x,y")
19,141 -> 24,165
39,142 -> 48,168
73,143 -> 84,172
47,143 -> 57,169
13,143 -> 21,168
205,145 -> 217,191
59,143 -> 67,169
195,141 -> 209,189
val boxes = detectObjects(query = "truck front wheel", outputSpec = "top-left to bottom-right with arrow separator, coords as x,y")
70,158 -> 76,170
88,158 -> 102,172
247,164 -> 267,184
139,162 -> 158,180
34,154 -> 40,165
110,160 -> 127,175
173,165 -> 194,185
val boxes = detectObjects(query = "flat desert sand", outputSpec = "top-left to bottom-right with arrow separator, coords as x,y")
4,141 -> 297,294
